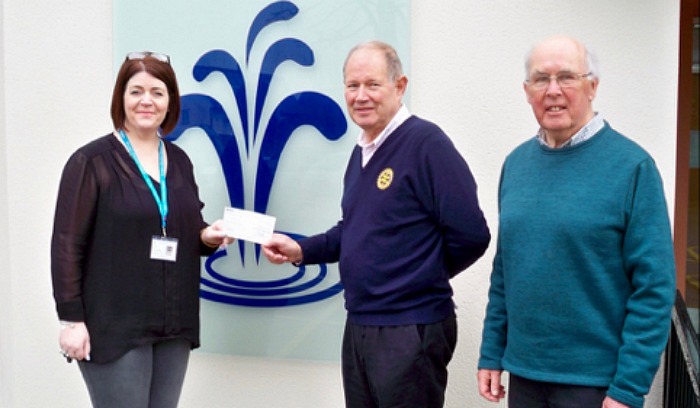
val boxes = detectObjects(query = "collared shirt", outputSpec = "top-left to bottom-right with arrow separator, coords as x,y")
537,113 -> 605,148
357,105 -> 411,167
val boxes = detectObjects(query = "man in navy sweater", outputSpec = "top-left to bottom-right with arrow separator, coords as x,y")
477,35 -> 675,408
263,41 -> 490,407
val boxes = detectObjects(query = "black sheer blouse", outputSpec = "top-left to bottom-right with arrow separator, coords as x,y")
51,134 -> 216,363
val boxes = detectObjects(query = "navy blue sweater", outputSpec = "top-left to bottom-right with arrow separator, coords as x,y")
300,116 -> 490,325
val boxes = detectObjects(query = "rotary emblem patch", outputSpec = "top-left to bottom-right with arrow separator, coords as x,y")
377,168 -> 394,190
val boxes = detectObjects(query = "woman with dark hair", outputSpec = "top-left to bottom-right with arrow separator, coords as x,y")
51,52 -> 233,407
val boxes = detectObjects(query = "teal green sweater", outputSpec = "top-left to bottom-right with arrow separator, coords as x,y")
478,123 -> 675,408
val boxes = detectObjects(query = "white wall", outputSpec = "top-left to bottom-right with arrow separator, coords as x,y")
0,1 -> 679,407
0,1 -> 11,407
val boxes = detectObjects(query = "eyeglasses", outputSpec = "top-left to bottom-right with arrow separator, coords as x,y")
125,51 -> 170,64
526,71 -> 592,90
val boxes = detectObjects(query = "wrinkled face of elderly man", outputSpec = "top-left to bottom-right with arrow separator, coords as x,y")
524,36 -> 599,147
343,46 -> 407,143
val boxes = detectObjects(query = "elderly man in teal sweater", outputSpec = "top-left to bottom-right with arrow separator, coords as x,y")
477,35 -> 676,408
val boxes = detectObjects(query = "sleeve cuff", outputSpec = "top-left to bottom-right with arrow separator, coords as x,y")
606,384 -> 644,408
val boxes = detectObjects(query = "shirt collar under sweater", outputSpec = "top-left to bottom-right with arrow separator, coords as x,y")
537,112 -> 604,148
357,105 -> 411,167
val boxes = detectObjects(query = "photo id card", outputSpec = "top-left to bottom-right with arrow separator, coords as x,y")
150,236 -> 179,262
223,207 -> 276,245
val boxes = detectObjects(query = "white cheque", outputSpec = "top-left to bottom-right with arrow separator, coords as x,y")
223,207 -> 276,245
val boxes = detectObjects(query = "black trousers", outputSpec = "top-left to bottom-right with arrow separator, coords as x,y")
508,373 -> 608,408
341,316 -> 457,408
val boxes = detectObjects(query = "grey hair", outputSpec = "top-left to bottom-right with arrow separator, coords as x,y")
524,39 -> 600,81
343,40 -> 404,82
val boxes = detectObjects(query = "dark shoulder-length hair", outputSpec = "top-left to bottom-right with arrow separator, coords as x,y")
110,56 -> 181,135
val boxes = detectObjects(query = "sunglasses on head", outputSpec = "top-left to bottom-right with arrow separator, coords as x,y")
125,51 -> 170,64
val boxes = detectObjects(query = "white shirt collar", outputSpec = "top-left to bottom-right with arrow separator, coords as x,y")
537,113 -> 604,148
357,105 -> 411,166
357,105 -> 411,148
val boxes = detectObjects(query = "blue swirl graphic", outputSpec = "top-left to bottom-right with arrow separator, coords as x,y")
255,38 -> 314,137
168,1 -> 347,307
199,233 -> 344,307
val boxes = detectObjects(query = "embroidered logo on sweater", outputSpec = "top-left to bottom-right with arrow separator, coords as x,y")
377,168 -> 394,190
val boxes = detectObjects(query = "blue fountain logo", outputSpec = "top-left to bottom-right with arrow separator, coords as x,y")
166,1 -> 347,307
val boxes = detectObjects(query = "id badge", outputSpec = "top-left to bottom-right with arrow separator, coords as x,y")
150,236 -> 178,262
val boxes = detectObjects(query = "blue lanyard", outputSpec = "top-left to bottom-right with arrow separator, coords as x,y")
118,129 -> 168,236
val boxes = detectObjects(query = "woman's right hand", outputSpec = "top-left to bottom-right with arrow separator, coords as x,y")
59,322 -> 91,362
